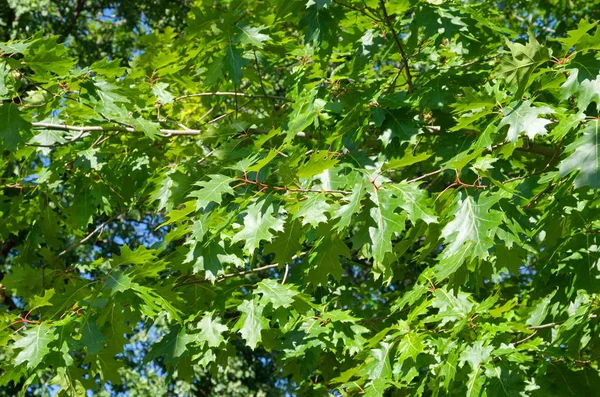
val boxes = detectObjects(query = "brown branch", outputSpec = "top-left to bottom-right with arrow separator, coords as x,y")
378,0 -> 413,92
173,91 -> 291,103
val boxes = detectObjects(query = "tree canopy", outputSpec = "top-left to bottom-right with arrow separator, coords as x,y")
1,0 -> 600,396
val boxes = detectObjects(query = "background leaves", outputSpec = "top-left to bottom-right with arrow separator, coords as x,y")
1,1 -> 600,396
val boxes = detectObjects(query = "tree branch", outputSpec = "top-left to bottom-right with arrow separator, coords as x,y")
235,175 -> 352,195
405,169 -> 447,183
173,91 -> 291,103
378,0 -> 413,92
174,263 -> 280,288
31,122 -> 203,137
332,0 -> 382,21
57,214 -> 120,258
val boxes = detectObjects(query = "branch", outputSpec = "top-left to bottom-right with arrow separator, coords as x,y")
1,183 -> 36,190
31,122 -> 203,137
57,214 -> 120,258
173,91 -> 291,103
174,263 -> 280,288
378,0 -> 413,92
174,252 -> 306,288
405,169 -> 447,183
514,330 -> 537,345
515,145 -> 556,158
235,175 -> 351,195
528,322 -> 557,330
332,0 -> 382,21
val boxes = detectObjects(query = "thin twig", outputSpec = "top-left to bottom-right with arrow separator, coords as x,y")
282,264 -> 289,285
406,169 -> 446,183
523,182 -> 554,210
173,91 -> 290,103
31,122 -> 202,136
236,175 -> 351,195
528,322 -> 557,330
198,107 -> 215,122
332,0 -> 382,21
514,330 -> 537,345
1,183 -> 36,190
174,263 -> 280,288
379,0 -> 413,92
253,49 -> 275,110
57,214 -> 120,257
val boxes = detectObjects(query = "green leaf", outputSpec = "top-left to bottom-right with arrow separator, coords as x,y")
333,182 -> 365,231
441,193 -> 503,260
557,19 -> 599,52
81,321 -> 106,355
307,232 -> 350,285
498,100 -> 554,142
189,174 -> 235,211
232,201 -> 285,254
498,33 -> 551,98
152,82 -> 175,104
466,368 -> 485,397
0,103 -> 28,149
297,151 -> 339,179
294,194 -> 331,226
106,272 -> 132,295
186,241 -> 240,282
526,291 -> 556,326
14,324 -> 57,369
24,42 -> 76,79
369,188 -> 407,274
112,245 -> 157,267
195,315 -> 228,348
237,25 -> 271,48
389,183 -> 437,224
364,342 -> 393,381
235,297 -> 269,349
131,284 -> 182,322
383,152 -> 432,171
148,326 -> 192,364
264,219 -> 303,265
90,57 -> 126,78
225,45 -> 248,85
255,279 -> 298,309
0,39 -> 34,55
559,120 -> 600,189
560,53 -> 600,111
27,289 -> 55,311
460,341 -> 493,370
397,331 -> 425,362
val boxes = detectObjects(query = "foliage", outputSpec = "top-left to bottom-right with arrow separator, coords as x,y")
0,0 -> 191,65
1,0 -> 600,396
